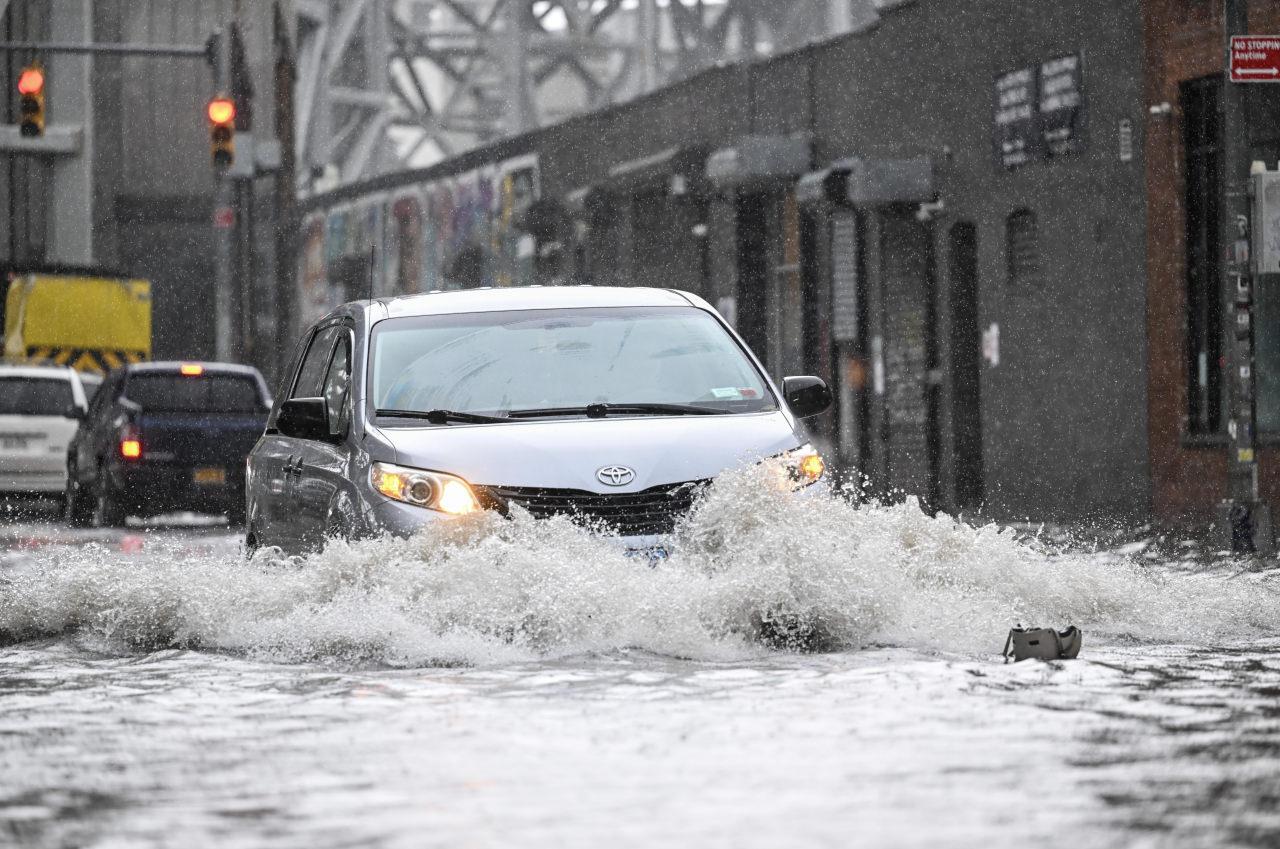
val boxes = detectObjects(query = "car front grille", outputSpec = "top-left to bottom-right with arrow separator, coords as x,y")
477,480 -> 709,537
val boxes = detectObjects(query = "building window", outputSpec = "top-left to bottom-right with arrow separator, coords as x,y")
1182,76 -> 1222,434
1005,208 -> 1039,289
1247,83 -> 1280,432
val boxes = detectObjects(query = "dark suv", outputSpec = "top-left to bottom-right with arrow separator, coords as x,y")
65,362 -> 271,527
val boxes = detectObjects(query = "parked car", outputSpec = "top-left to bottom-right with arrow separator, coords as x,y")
65,362 -> 272,527
0,364 -> 96,500
246,287 -> 831,554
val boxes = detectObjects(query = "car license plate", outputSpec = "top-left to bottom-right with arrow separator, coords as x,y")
626,545 -> 670,565
0,434 -> 29,451
193,467 -> 226,485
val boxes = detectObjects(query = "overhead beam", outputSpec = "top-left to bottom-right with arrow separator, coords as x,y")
301,0 -> 846,189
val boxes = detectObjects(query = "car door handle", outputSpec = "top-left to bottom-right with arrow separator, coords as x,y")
285,456 -> 303,477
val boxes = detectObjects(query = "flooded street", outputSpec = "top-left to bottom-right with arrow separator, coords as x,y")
2,483 -> 1280,848
2,0 -> 1275,846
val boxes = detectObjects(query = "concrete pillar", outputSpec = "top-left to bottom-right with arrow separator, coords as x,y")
47,0 -> 94,265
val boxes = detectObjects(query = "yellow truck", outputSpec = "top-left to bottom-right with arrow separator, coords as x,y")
3,273 -> 151,373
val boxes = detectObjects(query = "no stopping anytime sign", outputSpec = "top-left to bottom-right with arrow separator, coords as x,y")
1231,36 -> 1280,83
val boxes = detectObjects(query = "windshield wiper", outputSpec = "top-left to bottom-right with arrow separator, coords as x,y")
505,403 -> 728,420
376,408 -> 508,425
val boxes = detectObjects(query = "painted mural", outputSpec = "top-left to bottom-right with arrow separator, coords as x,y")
298,155 -> 540,327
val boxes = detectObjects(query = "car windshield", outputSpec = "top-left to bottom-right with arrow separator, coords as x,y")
124,373 -> 264,413
371,306 -> 775,417
0,376 -> 73,416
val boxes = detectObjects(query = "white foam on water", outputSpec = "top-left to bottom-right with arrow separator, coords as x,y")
1,464 -> 1277,666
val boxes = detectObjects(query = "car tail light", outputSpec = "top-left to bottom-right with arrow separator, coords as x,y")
180,363 -> 204,376
119,424 -> 142,460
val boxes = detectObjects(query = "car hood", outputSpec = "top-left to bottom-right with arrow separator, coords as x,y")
377,412 -> 803,491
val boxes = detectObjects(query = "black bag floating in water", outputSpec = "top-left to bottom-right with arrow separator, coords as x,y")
1002,626 -> 1083,663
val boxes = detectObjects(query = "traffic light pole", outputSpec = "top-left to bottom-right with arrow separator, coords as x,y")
210,29 -> 237,363
1220,0 -> 1273,555
43,0 -> 93,265
0,41 -> 207,57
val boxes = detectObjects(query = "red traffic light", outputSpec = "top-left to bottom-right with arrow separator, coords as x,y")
207,95 -> 236,169
207,97 -> 235,125
17,67 -> 44,96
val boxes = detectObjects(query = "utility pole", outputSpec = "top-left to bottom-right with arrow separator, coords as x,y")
229,20 -> 254,368
272,1 -> 297,383
209,28 -> 237,363
1220,0 -> 1273,554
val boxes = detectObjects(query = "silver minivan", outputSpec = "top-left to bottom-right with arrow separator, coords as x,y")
245,287 -> 831,554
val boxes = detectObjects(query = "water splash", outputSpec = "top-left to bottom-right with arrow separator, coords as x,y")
1,465 -> 1277,666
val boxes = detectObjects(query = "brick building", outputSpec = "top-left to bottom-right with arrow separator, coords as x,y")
1143,0 -> 1280,522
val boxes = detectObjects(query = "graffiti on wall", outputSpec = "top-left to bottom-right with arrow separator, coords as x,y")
298,155 -> 540,327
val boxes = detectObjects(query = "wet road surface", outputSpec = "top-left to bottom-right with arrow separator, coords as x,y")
2,482 -> 1279,849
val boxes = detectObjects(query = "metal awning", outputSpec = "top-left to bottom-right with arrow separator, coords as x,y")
796,163 -> 850,206
706,135 -> 811,189
797,156 -> 935,207
604,145 -> 710,194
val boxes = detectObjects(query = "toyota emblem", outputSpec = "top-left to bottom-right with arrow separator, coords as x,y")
597,465 -> 636,487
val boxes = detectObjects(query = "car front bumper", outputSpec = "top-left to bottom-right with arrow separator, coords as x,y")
366,476 -> 827,550
368,497 -> 672,552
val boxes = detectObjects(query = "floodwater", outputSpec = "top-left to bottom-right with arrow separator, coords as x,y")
2,470 -> 1279,849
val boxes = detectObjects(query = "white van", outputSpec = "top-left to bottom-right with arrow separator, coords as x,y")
246,287 -> 832,554
0,364 -> 94,496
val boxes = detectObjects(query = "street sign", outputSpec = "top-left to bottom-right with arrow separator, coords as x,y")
1230,36 -> 1280,83
993,66 -> 1038,169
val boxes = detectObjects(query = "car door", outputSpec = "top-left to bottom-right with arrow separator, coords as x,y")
294,327 -> 354,549
262,325 -> 340,550
72,371 -> 121,490
249,335 -> 311,548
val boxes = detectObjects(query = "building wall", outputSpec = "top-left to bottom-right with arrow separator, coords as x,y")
2,0 -> 282,370
804,0 -> 1149,520
1144,0 -> 1280,521
298,0 -> 1151,522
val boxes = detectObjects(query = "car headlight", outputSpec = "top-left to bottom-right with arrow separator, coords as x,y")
779,443 -> 825,490
371,462 -> 480,515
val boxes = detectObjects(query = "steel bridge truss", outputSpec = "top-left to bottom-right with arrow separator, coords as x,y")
297,0 -> 863,190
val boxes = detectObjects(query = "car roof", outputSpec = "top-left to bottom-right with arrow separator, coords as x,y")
0,363 -> 78,381
124,361 -> 264,378
372,286 -> 708,320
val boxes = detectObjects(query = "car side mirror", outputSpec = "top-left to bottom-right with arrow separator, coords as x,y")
277,397 -> 330,441
64,405 -> 87,420
782,376 -> 833,419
